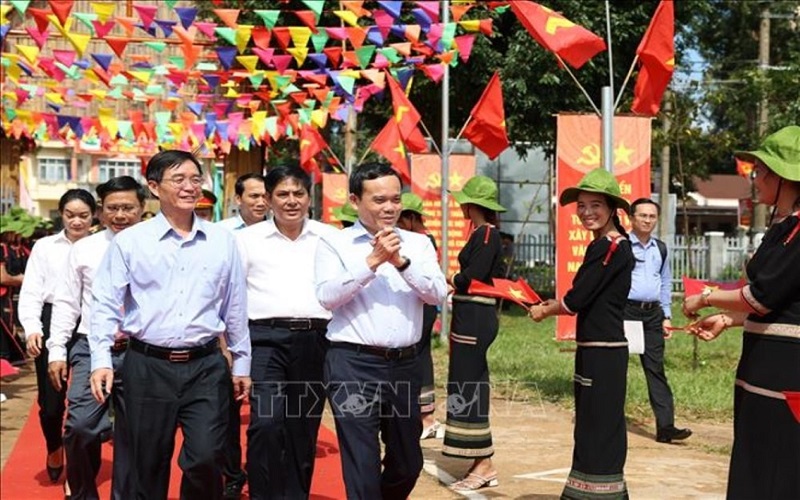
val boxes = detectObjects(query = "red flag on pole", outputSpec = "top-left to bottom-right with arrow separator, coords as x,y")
631,0 -> 675,116
462,72 -> 509,160
735,157 -> 754,178
682,276 -> 746,297
386,73 -> 422,141
299,124 -> 327,170
371,119 -> 410,182
467,278 -> 542,308
509,1 -> 606,69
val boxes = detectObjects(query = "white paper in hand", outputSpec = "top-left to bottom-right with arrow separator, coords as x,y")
624,320 -> 645,355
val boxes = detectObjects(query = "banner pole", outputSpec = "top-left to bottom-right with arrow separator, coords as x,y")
440,0 -> 451,336
602,87 -> 614,172
555,55 -> 601,116
614,55 -> 639,110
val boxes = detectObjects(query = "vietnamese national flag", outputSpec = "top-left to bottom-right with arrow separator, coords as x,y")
371,119 -> 410,182
467,278 -> 542,308
631,0 -> 675,116
299,124 -> 327,170
386,73 -> 422,140
682,276 -> 746,297
462,72 -> 509,160
509,1 -> 606,69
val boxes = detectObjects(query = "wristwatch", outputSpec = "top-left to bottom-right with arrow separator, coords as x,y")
396,257 -> 411,272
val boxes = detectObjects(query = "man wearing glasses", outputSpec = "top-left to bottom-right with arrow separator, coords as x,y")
48,176 -> 146,499
625,198 -> 691,444
89,150 -> 251,499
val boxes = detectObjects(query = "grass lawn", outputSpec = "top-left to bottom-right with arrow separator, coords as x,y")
431,302 -> 741,423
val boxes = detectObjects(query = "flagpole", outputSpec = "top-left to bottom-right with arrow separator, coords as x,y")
555,55 -> 601,116
357,145 -> 371,165
324,146 -> 344,173
614,55 -> 639,110
417,120 -> 443,156
605,0 -> 615,99
450,115 -> 474,151
440,0 -> 451,337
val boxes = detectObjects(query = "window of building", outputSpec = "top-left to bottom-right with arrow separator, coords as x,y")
38,157 -> 69,182
98,159 -> 140,182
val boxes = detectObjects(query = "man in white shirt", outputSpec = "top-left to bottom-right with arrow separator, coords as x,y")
48,176 -> 146,499
315,163 -> 447,499
236,165 -> 337,499
218,173 -> 269,232
216,172 -> 267,499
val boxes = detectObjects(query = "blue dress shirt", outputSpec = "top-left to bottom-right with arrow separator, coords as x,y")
89,213 -> 251,376
628,232 -> 672,318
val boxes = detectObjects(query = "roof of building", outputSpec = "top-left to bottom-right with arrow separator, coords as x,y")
692,174 -> 751,200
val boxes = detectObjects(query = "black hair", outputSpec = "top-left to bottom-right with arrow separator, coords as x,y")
58,188 -> 97,214
145,150 -> 202,183
235,173 -> 266,197
399,210 -> 423,224
602,195 -> 630,239
96,175 -> 148,203
631,197 -> 660,215
265,165 -> 312,194
465,203 -> 499,226
349,162 -> 402,198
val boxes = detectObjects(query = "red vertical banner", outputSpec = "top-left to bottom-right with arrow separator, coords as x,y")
410,154 -> 476,278
555,114 -> 652,340
322,172 -> 349,226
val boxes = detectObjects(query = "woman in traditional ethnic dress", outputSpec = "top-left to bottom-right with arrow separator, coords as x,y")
684,125 -> 800,499
443,176 -> 505,492
529,168 -> 634,499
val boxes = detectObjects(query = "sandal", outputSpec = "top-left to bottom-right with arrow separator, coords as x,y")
420,420 -> 444,440
449,472 -> 499,491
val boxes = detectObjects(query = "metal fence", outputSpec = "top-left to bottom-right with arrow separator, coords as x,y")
511,233 -> 751,296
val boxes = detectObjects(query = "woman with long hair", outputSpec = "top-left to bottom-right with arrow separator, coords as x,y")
443,176 -> 505,491
529,168 -> 634,499
684,125 -> 800,499
19,189 -> 96,484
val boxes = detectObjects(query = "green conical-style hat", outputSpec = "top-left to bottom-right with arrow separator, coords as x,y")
559,168 -> 631,214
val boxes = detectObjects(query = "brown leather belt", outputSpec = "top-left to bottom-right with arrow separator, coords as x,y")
330,341 -> 417,361
249,317 -> 329,332
129,338 -> 219,363
111,338 -> 129,354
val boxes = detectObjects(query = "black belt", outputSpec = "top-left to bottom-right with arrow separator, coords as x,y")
330,341 -> 417,361
249,317 -> 329,332
627,300 -> 660,310
129,338 -> 219,363
111,338 -> 129,353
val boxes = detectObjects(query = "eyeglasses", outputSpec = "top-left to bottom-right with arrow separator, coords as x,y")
163,175 -> 203,188
103,204 -> 139,215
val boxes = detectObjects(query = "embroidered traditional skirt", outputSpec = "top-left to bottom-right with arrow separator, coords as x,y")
562,345 -> 629,499
443,296 -> 498,458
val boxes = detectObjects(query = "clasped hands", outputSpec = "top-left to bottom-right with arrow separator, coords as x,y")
528,299 -> 559,322
367,226 -> 405,271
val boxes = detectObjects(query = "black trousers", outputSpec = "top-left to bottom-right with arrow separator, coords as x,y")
37,303 -> 68,454
122,345 -> 231,500
64,336 -> 129,500
222,398 -> 245,484
246,325 -> 327,500
325,346 -> 422,500
624,304 -> 675,430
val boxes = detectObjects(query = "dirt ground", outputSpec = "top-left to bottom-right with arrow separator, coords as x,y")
2,363 -> 732,499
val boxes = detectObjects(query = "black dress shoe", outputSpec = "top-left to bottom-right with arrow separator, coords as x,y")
46,463 -> 64,483
656,426 -> 692,443
223,473 -> 247,500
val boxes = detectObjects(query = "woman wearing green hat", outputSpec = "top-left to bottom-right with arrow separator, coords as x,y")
397,193 -> 442,440
443,176 -> 505,491
529,167 -> 634,499
684,125 -> 800,498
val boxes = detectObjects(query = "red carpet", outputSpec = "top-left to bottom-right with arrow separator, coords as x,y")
1,401 -> 346,499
